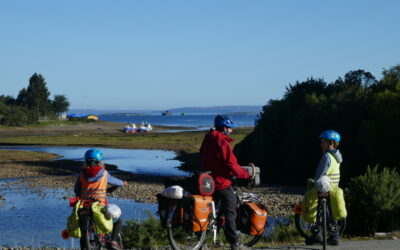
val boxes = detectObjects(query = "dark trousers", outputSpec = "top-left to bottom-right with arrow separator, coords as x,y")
112,218 -> 123,242
213,186 -> 238,244
313,198 -> 340,239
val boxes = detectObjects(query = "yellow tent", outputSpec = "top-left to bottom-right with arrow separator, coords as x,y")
87,115 -> 99,121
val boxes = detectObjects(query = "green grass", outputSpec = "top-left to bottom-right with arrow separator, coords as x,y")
0,128 -> 252,154
0,149 -> 59,162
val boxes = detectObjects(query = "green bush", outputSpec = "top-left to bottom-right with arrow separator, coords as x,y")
346,165 -> 400,236
122,210 -> 168,249
1,106 -> 38,126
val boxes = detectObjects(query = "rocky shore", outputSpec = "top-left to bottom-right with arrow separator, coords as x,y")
0,122 -> 305,217
1,168 -> 304,217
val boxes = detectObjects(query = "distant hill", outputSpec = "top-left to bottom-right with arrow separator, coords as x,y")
69,106 -> 263,116
166,106 -> 262,115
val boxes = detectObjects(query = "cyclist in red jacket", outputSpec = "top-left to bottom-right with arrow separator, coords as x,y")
200,115 -> 251,250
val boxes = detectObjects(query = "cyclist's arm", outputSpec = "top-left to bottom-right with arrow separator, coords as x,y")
314,153 -> 331,181
74,175 -> 81,196
222,142 -> 251,179
106,171 -> 125,186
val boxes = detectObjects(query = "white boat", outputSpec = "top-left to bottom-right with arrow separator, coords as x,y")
123,123 -> 137,133
137,122 -> 153,132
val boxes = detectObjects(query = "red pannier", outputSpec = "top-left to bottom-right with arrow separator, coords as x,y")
237,202 -> 268,235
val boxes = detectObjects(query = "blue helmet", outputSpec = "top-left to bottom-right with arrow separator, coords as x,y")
84,149 -> 104,162
319,130 -> 341,142
214,115 -> 237,128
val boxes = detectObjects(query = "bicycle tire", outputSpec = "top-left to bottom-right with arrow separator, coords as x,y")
117,233 -> 124,250
237,233 -> 262,247
294,206 -> 347,243
81,215 -> 102,250
167,205 -> 207,250
322,198 -> 327,249
294,213 -> 315,242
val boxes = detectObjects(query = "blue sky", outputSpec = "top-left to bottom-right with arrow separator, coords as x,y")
1,0 -> 399,110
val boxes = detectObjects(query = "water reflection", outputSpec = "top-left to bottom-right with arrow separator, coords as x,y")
0,146 -> 187,176
0,146 -> 184,247
0,179 -> 157,248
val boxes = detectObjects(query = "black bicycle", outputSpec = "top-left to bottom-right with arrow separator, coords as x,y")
294,191 -> 346,249
74,186 -> 123,250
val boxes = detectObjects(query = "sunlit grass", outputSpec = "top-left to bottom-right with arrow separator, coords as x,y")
0,128 -> 252,153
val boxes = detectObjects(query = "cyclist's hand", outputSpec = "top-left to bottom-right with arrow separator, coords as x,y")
123,180 -> 128,186
248,163 -> 256,180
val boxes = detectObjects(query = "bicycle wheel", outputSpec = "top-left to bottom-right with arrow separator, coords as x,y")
167,205 -> 207,250
294,212 -> 316,243
117,233 -> 124,250
80,215 -> 102,250
237,232 -> 262,247
295,204 -> 347,245
321,198 -> 327,249
330,217 -> 346,237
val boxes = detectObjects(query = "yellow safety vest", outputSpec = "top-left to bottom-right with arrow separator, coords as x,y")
325,152 -> 340,186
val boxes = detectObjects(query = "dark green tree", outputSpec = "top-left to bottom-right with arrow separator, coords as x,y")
16,88 -> 28,106
52,94 -> 70,114
0,95 -> 17,106
235,65 -> 400,187
26,73 -> 51,115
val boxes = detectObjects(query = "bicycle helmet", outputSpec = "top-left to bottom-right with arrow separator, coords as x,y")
319,130 -> 341,142
214,115 -> 237,128
84,148 -> 104,162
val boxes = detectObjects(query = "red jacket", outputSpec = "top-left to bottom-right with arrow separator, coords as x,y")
200,129 -> 250,191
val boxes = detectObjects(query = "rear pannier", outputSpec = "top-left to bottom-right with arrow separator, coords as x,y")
237,202 -> 268,235
156,193 -> 184,228
183,195 -> 213,232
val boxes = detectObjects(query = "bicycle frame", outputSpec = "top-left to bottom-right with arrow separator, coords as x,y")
294,191 -> 346,247
165,190 -> 265,250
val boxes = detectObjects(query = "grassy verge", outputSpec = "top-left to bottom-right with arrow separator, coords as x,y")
0,128 -> 253,153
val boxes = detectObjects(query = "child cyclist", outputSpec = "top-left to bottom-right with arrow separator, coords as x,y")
312,130 -> 343,246
74,149 -> 128,250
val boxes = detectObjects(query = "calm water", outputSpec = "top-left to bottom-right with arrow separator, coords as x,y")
0,146 -> 285,247
100,114 -> 259,128
0,146 -> 187,176
0,179 -> 157,248
0,146 -> 183,247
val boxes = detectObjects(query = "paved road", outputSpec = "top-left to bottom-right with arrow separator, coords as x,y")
261,239 -> 400,250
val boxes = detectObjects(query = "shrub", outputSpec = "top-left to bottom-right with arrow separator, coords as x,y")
1,106 -> 38,126
122,210 -> 168,249
346,165 -> 400,236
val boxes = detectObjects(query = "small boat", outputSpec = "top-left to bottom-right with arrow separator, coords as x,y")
137,122 -> 153,133
123,123 -> 137,133
162,110 -> 172,116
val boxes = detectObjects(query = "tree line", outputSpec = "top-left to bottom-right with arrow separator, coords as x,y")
234,64 -> 400,187
0,73 -> 70,126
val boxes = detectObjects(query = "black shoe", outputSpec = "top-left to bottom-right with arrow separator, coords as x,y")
311,234 -> 323,244
327,237 -> 339,246
305,238 -> 315,245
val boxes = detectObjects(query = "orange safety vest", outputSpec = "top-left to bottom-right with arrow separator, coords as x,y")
80,171 -> 108,205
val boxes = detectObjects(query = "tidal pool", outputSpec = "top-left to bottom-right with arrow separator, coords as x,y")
0,146 -> 186,247
0,146 -> 188,176
0,179 -> 157,248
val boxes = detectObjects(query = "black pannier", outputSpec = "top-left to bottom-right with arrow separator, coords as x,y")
156,193 -> 183,228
